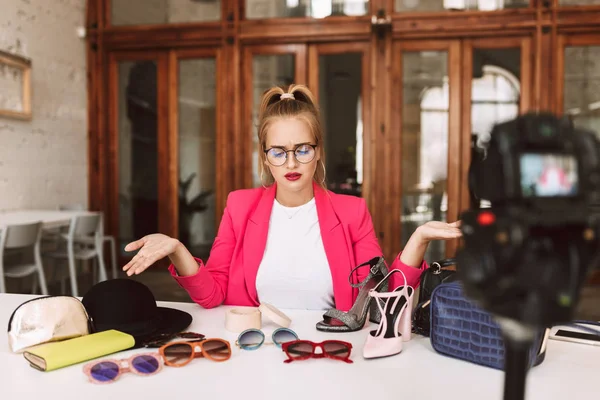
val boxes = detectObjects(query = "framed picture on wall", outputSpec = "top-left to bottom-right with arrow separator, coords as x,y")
0,50 -> 32,120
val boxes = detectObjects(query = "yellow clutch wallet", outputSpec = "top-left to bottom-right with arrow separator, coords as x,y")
23,330 -> 135,372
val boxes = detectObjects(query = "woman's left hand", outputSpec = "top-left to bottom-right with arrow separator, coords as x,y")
400,221 -> 463,268
416,221 -> 463,243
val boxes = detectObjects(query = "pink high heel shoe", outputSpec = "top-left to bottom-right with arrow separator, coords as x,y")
363,269 -> 414,359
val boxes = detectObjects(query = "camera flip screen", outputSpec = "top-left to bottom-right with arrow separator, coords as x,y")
519,153 -> 578,197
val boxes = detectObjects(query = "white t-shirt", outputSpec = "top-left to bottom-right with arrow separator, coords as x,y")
255,198 -> 335,310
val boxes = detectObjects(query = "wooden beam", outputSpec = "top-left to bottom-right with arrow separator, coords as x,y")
103,23 -> 225,50
392,9 -> 537,36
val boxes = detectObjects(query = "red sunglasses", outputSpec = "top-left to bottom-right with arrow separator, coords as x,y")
281,340 -> 353,364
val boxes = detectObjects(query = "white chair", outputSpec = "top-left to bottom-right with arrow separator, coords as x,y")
58,204 -> 118,280
0,222 -> 48,295
45,213 -> 107,296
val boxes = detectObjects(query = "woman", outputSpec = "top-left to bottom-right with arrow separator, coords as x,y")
122,84 -> 461,313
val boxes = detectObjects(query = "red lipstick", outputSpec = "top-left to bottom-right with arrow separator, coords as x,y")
285,172 -> 301,181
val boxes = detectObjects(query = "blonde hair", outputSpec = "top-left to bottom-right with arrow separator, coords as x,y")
257,84 -> 326,188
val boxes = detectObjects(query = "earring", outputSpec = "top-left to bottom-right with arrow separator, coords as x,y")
260,168 -> 268,189
319,161 -> 327,185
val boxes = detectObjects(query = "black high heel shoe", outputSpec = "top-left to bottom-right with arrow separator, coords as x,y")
316,256 -> 389,333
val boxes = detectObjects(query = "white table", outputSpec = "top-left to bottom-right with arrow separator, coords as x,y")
1,293 -> 598,400
0,210 -> 92,230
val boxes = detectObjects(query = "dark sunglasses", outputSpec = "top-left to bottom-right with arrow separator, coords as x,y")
236,328 -> 298,350
159,339 -> 231,366
281,340 -> 353,364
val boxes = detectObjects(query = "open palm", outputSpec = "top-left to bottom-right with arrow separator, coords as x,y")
122,233 -> 180,276
418,221 -> 462,242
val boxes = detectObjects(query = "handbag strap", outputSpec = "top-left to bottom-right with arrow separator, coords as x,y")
430,258 -> 457,274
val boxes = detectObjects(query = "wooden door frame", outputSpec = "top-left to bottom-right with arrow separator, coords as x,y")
107,51 -> 169,261
391,39 -> 462,259
241,44 -> 308,189
306,41 -> 374,213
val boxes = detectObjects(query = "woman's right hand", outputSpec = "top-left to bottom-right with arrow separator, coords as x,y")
122,233 -> 181,276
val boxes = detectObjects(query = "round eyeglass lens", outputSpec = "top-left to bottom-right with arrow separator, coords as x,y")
266,148 -> 287,166
272,329 -> 298,347
294,145 -> 315,163
131,355 -> 160,374
237,329 -> 265,350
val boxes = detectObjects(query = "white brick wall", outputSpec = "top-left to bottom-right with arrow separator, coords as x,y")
0,0 -> 87,211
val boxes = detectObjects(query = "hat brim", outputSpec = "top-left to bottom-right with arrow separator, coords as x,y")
153,306 -> 193,336
93,306 -> 192,346
134,307 -> 193,345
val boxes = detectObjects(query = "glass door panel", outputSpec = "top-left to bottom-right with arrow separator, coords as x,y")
176,57 -> 218,260
470,48 -> 521,141
462,38 -> 531,210
110,0 -> 221,26
469,48 -> 521,209
394,0 -> 528,12
115,59 -> 159,256
314,51 -> 365,197
400,50 -> 450,262
563,45 -> 600,134
559,38 -> 600,286
245,0 -> 369,19
559,0 -> 600,5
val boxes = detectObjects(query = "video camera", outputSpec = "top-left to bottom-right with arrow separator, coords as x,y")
456,113 -> 600,400
458,112 -> 600,328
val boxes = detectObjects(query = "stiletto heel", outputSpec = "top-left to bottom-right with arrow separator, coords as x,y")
400,290 -> 413,341
369,298 -> 383,325
316,256 -> 388,333
363,269 -> 414,359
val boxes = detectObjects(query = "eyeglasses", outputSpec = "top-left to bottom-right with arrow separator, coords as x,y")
281,340 -> 353,364
159,339 -> 231,366
83,353 -> 162,384
236,327 -> 298,350
264,144 -> 317,166
142,331 -> 205,348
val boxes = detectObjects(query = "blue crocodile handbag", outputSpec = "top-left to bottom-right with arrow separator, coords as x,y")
429,282 -> 549,370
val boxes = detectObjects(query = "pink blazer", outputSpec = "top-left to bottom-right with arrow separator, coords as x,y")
169,182 -> 428,311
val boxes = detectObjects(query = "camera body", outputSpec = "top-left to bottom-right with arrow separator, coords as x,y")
457,113 -> 600,329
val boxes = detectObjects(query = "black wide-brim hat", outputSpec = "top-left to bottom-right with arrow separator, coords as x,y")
82,279 -> 192,347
